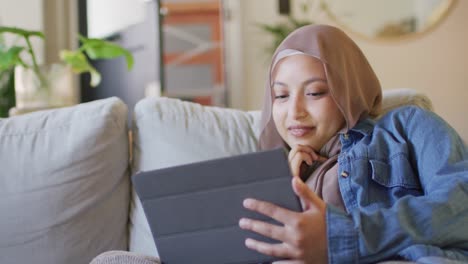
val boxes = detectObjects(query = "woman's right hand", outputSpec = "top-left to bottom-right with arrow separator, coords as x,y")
288,144 -> 326,178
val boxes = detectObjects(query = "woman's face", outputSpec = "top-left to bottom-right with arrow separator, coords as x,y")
272,55 -> 345,151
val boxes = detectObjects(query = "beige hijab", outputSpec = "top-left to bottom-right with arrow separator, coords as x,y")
259,25 -> 382,210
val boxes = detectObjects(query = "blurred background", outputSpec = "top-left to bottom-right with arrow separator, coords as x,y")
0,0 -> 466,142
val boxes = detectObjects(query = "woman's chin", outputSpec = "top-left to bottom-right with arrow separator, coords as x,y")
288,139 -> 320,151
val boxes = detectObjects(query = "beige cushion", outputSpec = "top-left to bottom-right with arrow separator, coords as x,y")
0,97 -> 130,264
128,89 -> 433,257
379,88 -> 434,118
90,250 -> 161,264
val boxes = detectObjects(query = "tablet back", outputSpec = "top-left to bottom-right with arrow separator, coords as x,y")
132,148 -> 302,264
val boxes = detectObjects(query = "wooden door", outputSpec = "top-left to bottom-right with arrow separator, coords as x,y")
162,1 -> 225,106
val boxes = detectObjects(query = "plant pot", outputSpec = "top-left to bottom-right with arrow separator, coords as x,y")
14,63 -> 77,110
0,67 -> 16,117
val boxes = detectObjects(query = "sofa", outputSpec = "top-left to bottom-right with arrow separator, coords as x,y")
0,89 -> 433,264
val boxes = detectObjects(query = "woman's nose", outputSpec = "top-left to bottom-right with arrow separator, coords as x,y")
289,95 -> 307,119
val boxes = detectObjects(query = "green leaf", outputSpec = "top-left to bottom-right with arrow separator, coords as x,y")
288,16 -> 312,29
60,50 -> 88,72
256,15 -> 315,56
258,23 -> 289,37
0,26 -> 44,78
79,35 -> 134,70
0,46 -> 25,71
89,68 -> 102,87
60,50 -> 101,87
0,33 -> 5,51
0,26 -> 45,39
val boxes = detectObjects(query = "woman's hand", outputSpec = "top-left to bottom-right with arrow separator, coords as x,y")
239,177 -> 328,264
288,144 -> 326,178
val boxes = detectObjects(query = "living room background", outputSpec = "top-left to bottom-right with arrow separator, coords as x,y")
1,0 -> 466,141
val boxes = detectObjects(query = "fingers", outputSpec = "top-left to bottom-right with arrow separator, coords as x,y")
288,145 -> 326,178
289,152 -> 311,178
244,238 -> 297,259
292,177 -> 325,212
239,218 -> 288,243
243,198 -> 297,225
288,145 -> 313,165
289,145 -> 326,162
242,191 -> 327,263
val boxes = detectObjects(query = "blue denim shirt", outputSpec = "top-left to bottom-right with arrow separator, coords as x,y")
327,106 -> 468,263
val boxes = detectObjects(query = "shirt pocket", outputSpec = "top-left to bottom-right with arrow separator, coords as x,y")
369,155 -> 422,203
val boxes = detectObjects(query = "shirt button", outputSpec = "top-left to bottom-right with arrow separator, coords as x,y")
343,133 -> 349,140
341,171 -> 349,178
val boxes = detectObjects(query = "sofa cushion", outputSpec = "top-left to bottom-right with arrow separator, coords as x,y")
378,88 -> 434,118
129,97 -> 261,257
0,97 -> 130,264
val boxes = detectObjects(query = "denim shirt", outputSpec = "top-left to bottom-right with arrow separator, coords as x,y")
327,106 -> 468,263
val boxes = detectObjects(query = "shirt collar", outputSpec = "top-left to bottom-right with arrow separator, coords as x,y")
348,118 -> 374,137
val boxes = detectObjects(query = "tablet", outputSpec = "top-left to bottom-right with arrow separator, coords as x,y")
132,147 -> 302,264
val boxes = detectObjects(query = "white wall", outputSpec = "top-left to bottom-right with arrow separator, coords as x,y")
356,1 -> 468,143
233,0 -> 468,142
0,0 -> 44,64
87,0 -> 146,38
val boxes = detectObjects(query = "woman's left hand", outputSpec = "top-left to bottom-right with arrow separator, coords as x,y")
239,177 -> 328,264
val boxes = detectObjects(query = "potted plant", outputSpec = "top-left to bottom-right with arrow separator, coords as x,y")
257,16 -> 312,56
0,26 -> 134,116
0,28 -> 25,117
256,0 -> 326,56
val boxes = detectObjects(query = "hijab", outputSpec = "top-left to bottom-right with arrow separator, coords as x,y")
259,25 -> 382,210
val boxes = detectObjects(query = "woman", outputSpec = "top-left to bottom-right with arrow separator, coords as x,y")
238,25 -> 468,263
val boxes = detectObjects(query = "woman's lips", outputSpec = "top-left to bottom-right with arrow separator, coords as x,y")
288,126 -> 315,137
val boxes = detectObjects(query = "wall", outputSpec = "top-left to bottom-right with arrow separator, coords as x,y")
0,0 -> 44,64
356,1 -> 468,142
235,0 -> 468,142
87,0 -> 147,38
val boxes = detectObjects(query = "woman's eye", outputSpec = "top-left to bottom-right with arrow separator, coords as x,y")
306,92 -> 326,97
274,94 -> 289,99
